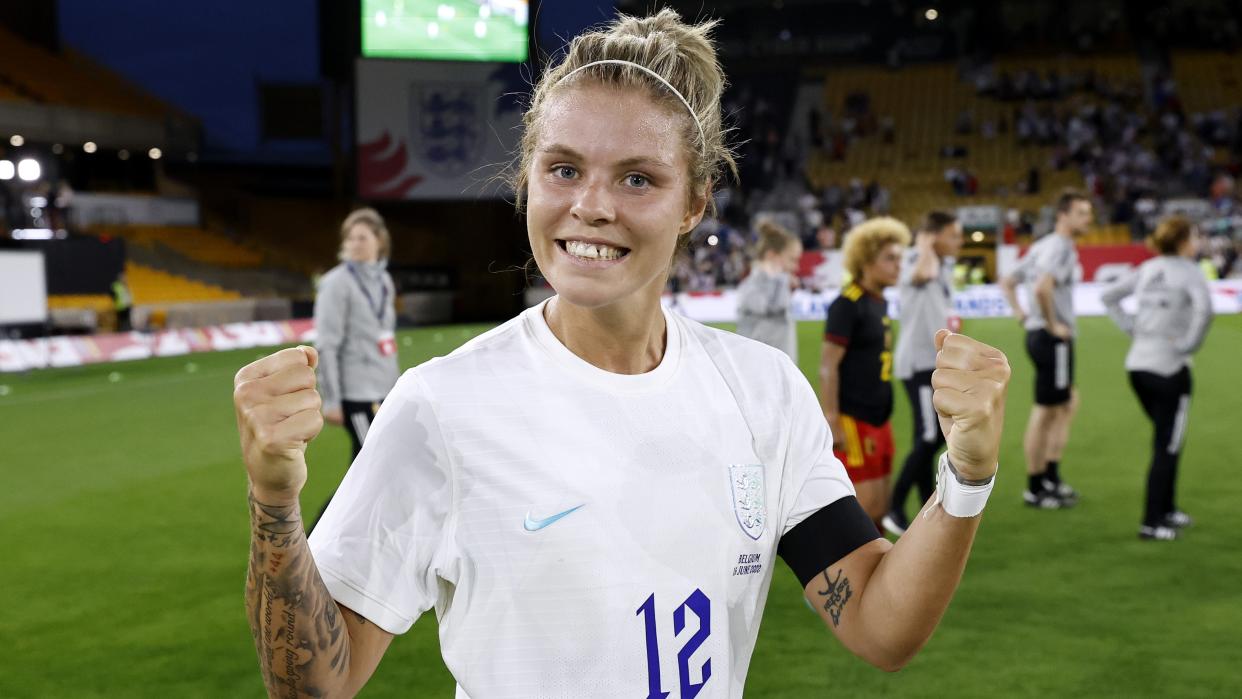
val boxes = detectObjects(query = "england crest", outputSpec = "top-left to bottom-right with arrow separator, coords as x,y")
411,82 -> 484,178
729,464 -> 767,540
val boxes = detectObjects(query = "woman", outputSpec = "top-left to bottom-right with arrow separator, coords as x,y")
310,208 -> 399,523
232,10 -> 1011,697
735,219 -> 802,361
821,217 -> 910,528
1101,216 -> 1213,541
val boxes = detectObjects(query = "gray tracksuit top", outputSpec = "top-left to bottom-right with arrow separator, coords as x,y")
1101,256 -> 1213,377
313,261 -> 399,411
735,267 -> 797,361
894,248 -> 955,379
1010,232 -> 1078,335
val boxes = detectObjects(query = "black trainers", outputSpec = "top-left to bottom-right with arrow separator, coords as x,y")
1139,524 -> 1178,541
1023,488 -> 1063,509
1162,511 -> 1192,528
881,510 -> 909,536
1043,479 -> 1079,506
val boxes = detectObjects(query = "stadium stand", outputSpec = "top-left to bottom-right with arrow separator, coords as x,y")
1170,51 -> 1242,115
0,25 -> 171,118
47,262 -> 240,309
123,261 -> 241,304
88,225 -> 265,268
805,55 -> 1146,224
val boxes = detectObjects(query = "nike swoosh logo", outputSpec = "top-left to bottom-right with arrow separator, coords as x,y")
523,504 -> 584,532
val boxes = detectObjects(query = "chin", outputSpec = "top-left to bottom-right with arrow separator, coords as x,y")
548,276 -> 629,309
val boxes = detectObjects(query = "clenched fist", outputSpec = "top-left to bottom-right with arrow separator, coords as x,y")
233,345 -> 324,505
931,330 -> 1011,482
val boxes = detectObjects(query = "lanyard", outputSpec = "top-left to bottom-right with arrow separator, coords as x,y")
346,264 -> 389,321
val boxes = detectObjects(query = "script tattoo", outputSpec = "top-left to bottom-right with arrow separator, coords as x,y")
816,568 -> 853,627
245,491 -> 350,697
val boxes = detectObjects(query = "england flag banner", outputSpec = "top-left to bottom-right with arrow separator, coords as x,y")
355,59 -> 525,200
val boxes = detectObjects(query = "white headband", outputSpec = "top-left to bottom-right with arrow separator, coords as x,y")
556,59 -> 706,149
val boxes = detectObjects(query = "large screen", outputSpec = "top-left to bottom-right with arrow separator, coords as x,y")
0,251 -> 47,325
362,0 -> 529,62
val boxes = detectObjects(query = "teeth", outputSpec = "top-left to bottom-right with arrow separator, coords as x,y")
566,240 -> 625,260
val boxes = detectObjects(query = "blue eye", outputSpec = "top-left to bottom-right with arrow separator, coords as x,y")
626,173 -> 649,188
553,165 -> 577,179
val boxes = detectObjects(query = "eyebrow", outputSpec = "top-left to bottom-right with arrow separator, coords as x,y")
539,144 -> 675,171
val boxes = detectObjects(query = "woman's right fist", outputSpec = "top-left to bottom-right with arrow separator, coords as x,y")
233,346 -> 324,504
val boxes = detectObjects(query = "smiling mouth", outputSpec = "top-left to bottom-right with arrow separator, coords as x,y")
556,239 -> 631,261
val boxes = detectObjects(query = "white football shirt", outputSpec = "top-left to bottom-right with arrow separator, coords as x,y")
309,298 -> 857,698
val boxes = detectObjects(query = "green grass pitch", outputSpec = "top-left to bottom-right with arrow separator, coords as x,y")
1,315 -> 1239,697
362,0 -> 527,62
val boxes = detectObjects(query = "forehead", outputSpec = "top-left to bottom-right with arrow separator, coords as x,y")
535,83 -> 689,169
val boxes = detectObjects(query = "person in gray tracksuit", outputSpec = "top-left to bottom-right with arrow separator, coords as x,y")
1000,189 -> 1093,509
311,207 -> 400,528
735,220 -> 802,361
1101,216 -> 1213,541
883,210 -> 963,536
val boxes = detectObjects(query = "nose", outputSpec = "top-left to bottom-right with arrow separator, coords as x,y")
570,179 -> 615,227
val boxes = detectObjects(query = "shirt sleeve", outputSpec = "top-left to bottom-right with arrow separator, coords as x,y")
1100,268 -> 1138,336
824,295 -> 857,347
1175,272 -> 1214,355
313,274 -> 350,412
308,370 -> 455,635
737,272 -> 785,317
778,361 -> 858,535
1007,246 -> 1036,284
1032,238 -> 1074,286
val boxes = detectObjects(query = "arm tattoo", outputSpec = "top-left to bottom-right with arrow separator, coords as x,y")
815,568 -> 854,627
245,490 -> 352,697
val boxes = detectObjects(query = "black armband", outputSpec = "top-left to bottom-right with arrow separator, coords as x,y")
777,496 -> 880,587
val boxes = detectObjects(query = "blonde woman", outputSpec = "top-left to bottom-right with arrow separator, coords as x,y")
232,10 -> 1011,696
736,219 -> 802,360
310,208 -> 399,526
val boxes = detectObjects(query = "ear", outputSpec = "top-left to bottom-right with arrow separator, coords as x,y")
680,180 -> 711,235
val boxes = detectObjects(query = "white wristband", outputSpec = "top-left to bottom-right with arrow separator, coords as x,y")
931,452 -> 995,518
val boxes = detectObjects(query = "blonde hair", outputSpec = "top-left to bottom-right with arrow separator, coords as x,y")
754,219 -> 798,258
1147,215 -> 1194,255
514,9 -> 737,214
842,217 -> 911,281
339,207 -> 391,261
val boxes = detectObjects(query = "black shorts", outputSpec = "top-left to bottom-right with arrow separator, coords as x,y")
341,399 -> 382,460
1025,329 -> 1074,406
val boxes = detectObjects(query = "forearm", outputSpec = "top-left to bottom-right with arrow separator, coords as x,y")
1176,295 -> 1213,354
819,366 -> 841,420
1035,286 -> 1058,326
246,490 -> 352,698
1000,279 -> 1024,318
911,252 -> 939,285
853,500 -> 980,667
1103,304 -> 1135,336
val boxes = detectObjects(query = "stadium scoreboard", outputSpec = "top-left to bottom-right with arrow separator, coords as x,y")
361,0 -> 529,62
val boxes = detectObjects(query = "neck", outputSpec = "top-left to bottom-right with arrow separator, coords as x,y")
1054,226 -> 1074,239
858,278 -> 883,297
758,258 -> 784,275
544,293 -> 667,375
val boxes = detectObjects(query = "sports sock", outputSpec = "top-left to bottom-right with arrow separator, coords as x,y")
1045,460 -> 1061,485
1028,474 -> 1046,494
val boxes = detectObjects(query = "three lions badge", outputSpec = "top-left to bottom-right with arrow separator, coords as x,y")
729,464 -> 766,540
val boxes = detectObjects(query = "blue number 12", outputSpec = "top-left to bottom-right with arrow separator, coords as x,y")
637,590 -> 712,699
